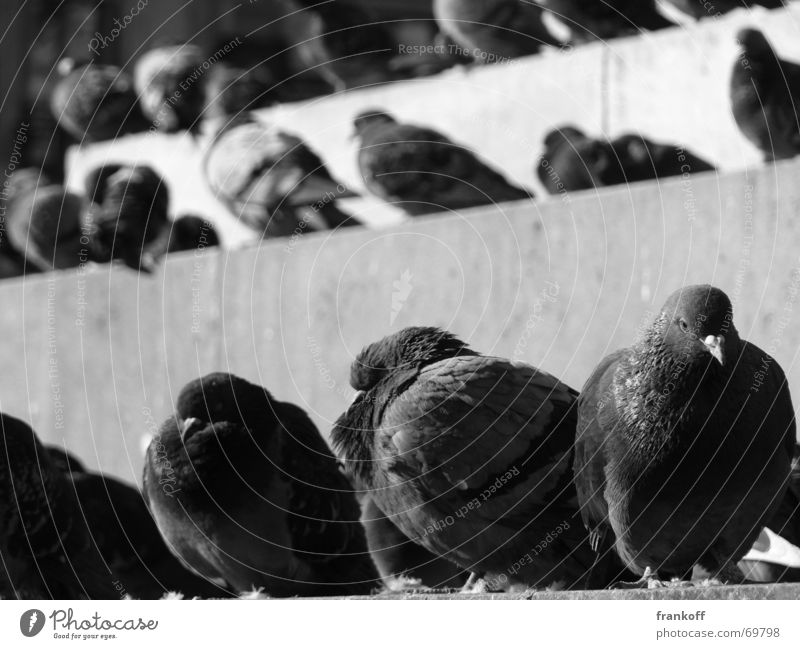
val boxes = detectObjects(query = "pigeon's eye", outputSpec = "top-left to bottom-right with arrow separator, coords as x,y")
678,318 -> 690,333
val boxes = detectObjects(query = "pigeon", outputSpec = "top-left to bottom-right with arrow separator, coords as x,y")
434,0 -> 560,63
361,496 -> 468,589
663,1 -> 785,20
574,285 -> 796,586
288,0 -> 398,92
738,442 -> 800,582
64,468 -> 228,599
0,413 -> 116,598
354,110 -> 533,216
610,134 -> 715,182
50,59 -> 148,143
731,28 -> 800,162
204,115 -> 358,237
331,326 -> 628,591
84,163 -> 170,270
4,183 -> 88,272
537,126 -> 715,194
537,126 -> 619,194
163,215 -> 220,255
134,44 -> 207,133
143,372 -> 379,596
535,1 -> 674,44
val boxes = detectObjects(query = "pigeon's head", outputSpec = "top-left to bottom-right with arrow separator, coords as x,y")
147,414 -> 276,506
176,372 -> 278,431
736,29 -> 772,56
542,126 -> 588,150
613,134 -> 654,166
656,285 -> 740,369
351,110 -> 396,139
350,326 -> 473,392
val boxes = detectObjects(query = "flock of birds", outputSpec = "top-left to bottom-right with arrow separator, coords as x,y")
3,2 -> 799,280
1,285 -> 799,599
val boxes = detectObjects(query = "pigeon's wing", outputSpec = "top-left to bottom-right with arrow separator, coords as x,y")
574,348 -> 628,545
376,355 -> 578,519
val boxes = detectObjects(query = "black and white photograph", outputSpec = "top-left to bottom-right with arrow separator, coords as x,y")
0,0 -> 799,645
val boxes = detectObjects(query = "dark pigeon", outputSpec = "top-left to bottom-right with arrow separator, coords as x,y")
0,413 -> 116,599
731,28 -> 800,162
738,442 -> 800,582
85,163 -> 170,271
143,372 -> 379,596
434,0 -> 560,63
331,326 -> 629,591
536,0 -> 674,44
204,114 -> 358,237
50,59 -> 148,143
134,44 -> 207,134
164,215 -> 219,255
354,110 -> 533,216
574,285 -> 796,585
5,182 -> 88,272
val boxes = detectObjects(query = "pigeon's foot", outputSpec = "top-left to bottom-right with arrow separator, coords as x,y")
609,566 -> 682,589
461,572 -> 492,594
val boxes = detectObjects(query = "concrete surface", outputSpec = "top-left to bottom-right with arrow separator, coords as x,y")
3,156 -> 800,484
365,583 -> 800,600
64,3 -> 800,247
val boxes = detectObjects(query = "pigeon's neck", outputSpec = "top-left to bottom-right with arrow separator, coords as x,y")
616,337 -> 726,447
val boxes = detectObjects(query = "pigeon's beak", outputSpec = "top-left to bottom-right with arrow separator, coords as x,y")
181,417 -> 203,441
703,335 -> 726,366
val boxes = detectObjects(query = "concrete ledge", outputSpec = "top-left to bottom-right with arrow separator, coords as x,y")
3,156 -> 800,481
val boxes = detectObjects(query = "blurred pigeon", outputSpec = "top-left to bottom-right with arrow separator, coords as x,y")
288,0 -> 398,92
50,59 -> 148,142
0,413 -> 116,598
663,1 -> 785,19
535,1 -> 674,43
434,0 -> 560,62
85,163 -> 170,271
575,285 -> 796,586
362,496 -> 468,589
354,110 -> 533,216
204,115 -> 358,237
5,183 -> 88,272
538,126 -> 715,194
537,126 -> 618,193
731,28 -> 800,162
134,44 -> 207,133
168,215 -> 219,254
143,372 -> 379,596
331,327 -> 628,591
610,134 -> 715,182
